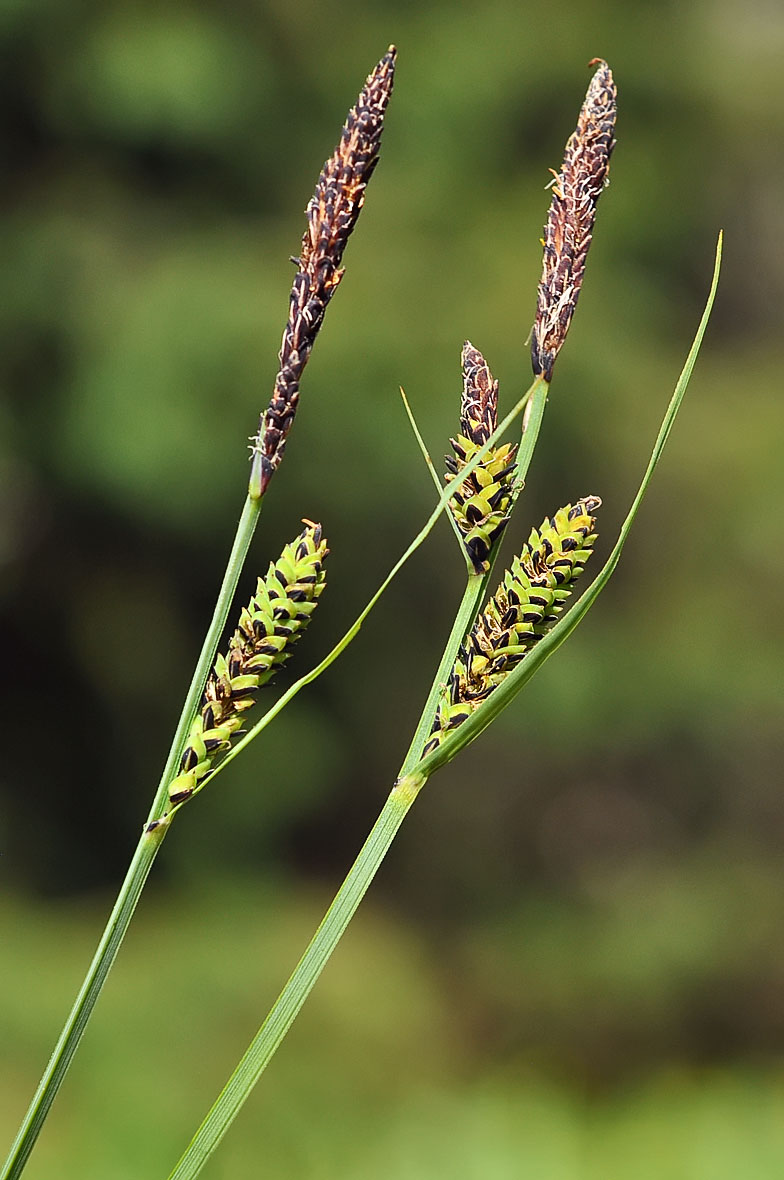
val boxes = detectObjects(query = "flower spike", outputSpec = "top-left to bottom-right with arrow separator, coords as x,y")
167,523 -> 328,805
445,342 -> 518,573
531,59 -> 616,381
252,48 -> 397,493
424,496 -> 601,754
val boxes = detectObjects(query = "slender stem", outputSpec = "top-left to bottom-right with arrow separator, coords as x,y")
515,376 -> 549,489
145,493 -> 263,825
167,771 -> 426,1180
400,573 -> 484,769
1,493 -> 264,1180
1,830 -> 164,1180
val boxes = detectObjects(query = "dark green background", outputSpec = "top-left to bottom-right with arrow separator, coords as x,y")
2,1 -> 783,1176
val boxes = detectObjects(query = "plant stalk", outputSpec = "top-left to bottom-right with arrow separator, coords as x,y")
167,771 -> 426,1180
1,492 -> 264,1180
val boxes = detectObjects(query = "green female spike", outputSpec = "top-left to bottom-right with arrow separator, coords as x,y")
445,342 -> 518,572
424,496 -> 600,754
167,522 -> 328,805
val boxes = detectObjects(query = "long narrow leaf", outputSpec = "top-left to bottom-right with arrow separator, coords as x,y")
399,386 -> 467,554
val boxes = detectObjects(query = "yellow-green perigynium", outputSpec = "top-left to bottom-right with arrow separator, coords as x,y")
424,495 -> 600,755
168,522 -> 328,804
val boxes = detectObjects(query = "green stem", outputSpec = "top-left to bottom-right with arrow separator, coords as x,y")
400,572 -> 484,769
1,493 -> 263,1180
515,376 -> 549,491
167,771 -> 426,1180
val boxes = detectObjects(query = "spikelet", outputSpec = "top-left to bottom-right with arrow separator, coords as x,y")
167,523 -> 328,805
531,59 -> 616,382
423,496 -> 601,755
251,47 -> 397,493
445,342 -> 518,573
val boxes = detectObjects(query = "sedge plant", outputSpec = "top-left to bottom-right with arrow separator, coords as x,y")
1,50 -> 721,1180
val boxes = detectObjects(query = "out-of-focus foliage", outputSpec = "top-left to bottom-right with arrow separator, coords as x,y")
1,0 -> 783,1174
3,880 -> 784,1178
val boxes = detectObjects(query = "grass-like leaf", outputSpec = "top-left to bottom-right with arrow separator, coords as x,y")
399,386 -> 468,556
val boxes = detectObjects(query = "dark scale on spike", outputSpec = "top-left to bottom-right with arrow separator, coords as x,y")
423,496 -> 601,758
251,49 -> 397,492
167,523 -> 328,805
531,61 -> 616,382
444,342 -> 519,573
169,787 -> 194,805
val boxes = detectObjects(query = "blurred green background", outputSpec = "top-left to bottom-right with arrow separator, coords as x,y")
2,0 -> 783,1176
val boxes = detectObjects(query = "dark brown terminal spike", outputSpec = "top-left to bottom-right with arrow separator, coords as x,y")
252,48 -> 397,493
531,59 -> 617,382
